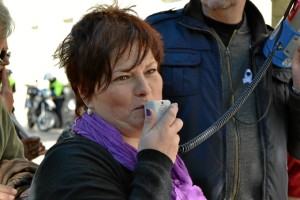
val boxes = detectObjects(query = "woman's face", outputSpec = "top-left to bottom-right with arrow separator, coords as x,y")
88,44 -> 162,139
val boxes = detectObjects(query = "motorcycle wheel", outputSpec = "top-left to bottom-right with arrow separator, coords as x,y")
27,110 -> 35,128
37,111 -> 56,132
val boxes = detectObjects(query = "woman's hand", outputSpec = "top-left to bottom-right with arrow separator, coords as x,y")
138,103 -> 183,163
22,136 -> 47,161
0,184 -> 17,200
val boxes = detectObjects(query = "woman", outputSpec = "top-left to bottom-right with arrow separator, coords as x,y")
29,3 -> 206,200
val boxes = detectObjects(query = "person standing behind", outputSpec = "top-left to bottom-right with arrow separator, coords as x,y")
44,73 -> 65,127
146,0 -> 300,199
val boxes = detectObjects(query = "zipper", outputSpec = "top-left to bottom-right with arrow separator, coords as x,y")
225,29 -> 240,200
179,21 -> 243,199
225,50 -> 239,200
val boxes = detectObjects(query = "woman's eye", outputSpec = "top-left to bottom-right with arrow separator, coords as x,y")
146,69 -> 157,74
115,75 -> 129,81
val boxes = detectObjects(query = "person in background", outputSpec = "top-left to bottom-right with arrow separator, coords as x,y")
146,0 -> 300,199
44,73 -> 65,128
0,1 -> 38,200
29,3 -> 206,200
0,39 -> 46,161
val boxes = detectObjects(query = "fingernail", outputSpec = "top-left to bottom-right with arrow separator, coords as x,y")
172,103 -> 178,107
12,189 -> 17,194
146,109 -> 151,116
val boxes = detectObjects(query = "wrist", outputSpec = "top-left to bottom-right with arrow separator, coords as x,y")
292,85 -> 300,96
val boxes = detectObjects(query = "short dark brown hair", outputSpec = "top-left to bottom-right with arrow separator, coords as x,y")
54,2 -> 163,116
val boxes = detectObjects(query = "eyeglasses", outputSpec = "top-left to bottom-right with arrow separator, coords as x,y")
0,50 -> 10,60
0,50 -> 11,65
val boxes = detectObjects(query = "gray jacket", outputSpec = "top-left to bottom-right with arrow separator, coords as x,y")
146,0 -> 300,199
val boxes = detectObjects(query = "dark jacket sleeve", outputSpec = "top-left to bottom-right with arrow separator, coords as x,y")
29,136 -> 173,200
132,149 -> 173,199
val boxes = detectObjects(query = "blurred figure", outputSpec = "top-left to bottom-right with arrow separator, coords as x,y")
0,1 -> 38,200
0,39 -> 46,161
44,73 -> 65,127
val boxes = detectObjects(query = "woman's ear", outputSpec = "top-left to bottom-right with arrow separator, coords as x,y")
77,85 -> 88,106
77,85 -> 96,110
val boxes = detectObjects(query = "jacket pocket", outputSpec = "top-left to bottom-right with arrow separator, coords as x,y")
160,50 -> 202,96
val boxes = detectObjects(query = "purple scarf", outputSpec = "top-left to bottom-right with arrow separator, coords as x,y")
73,113 -> 206,200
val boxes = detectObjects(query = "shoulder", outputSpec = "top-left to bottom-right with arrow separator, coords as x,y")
0,98 -> 24,159
38,134 -> 127,176
145,8 -> 183,25
42,135 -> 115,166
30,135 -> 131,199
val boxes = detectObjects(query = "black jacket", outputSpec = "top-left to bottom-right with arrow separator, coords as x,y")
146,0 -> 300,199
29,135 -> 173,200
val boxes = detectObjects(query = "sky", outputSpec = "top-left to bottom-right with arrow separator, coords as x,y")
2,0 -> 271,125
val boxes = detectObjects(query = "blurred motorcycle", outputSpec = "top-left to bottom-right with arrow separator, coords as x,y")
25,85 -> 59,131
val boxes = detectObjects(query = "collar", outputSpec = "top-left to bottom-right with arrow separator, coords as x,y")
183,0 -> 269,45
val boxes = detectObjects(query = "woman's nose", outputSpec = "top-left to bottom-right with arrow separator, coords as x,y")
135,76 -> 151,96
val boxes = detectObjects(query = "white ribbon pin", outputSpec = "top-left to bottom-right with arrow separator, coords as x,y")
242,68 -> 252,84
